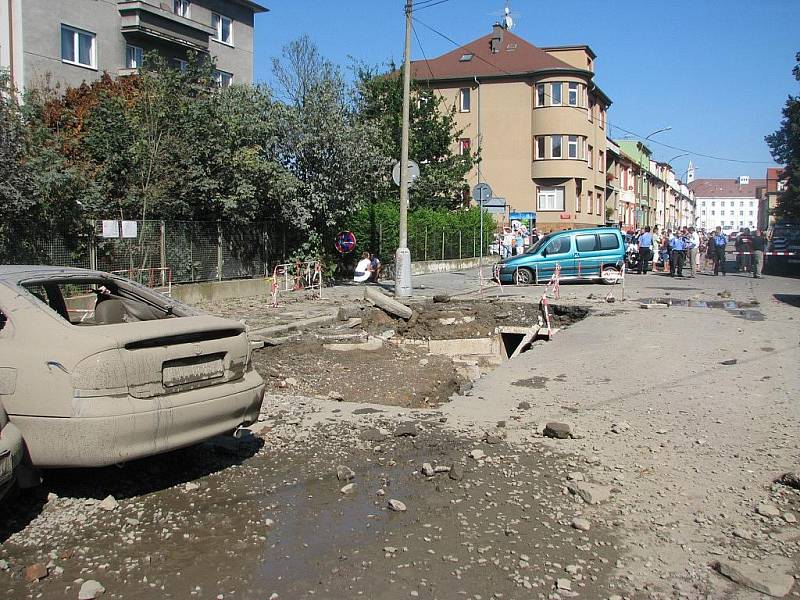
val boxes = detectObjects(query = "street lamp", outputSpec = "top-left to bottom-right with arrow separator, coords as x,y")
644,126 -> 672,141
667,153 -> 689,166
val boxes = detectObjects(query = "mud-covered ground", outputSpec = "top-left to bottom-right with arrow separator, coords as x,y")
1,399 -> 620,600
253,300 -> 589,407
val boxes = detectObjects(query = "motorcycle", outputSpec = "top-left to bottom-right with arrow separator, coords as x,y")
624,235 -> 640,272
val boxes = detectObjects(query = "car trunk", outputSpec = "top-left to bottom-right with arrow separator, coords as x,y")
93,316 -> 250,399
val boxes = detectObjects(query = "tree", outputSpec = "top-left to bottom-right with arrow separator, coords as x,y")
355,62 -> 479,210
765,51 -> 800,221
272,38 -> 388,259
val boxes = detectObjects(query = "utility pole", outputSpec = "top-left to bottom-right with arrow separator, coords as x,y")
394,0 -> 413,297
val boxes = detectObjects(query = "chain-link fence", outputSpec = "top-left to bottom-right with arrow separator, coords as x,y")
38,220 -> 288,284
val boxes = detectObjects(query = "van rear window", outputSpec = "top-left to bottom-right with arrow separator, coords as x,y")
598,233 -> 620,250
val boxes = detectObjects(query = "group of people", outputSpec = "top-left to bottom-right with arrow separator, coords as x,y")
629,225 -> 767,278
353,252 -> 382,283
494,225 -> 541,258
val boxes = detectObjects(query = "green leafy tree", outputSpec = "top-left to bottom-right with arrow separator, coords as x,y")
765,51 -> 800,220
355,62 -> 479,210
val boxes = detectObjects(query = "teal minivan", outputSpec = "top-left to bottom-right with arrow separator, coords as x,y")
496,227 -> 624,285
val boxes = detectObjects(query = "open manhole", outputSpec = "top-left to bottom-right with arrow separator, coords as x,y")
254,300 -> 589,408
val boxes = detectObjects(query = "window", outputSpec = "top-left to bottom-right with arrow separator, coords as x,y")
600,108 -> 606,129
459,88 -> 470,112
212,13 -> 233,45
597,195 -> 602,215
551,135 -> 562,159
535,137 -> 545,160
567,135 -> 578,159
551,82 -> 562,105
577,192 -> 583,212
458,138 -> 471,155
749,211 -> 753,216
599,150 -> 604,171
174,58 -> 189,73
701,201 -> 706,207
214,69 -> 233,88
588,99 -> 594,122
711,210 -> 715,216
568,82 -> 578,106
729,210 -> 734,216
546,236 -> 571,254
720,201 -> 725,207
535,84 -> 545,107
740,201 -> 744,206
125,45 -> 143,69
576,234 -> 598,252
740,210 -> 744,216
537,186 -> 565,211
61,25 -> 96,69
174,0 -> 190,18
711,201 -> 716,207
459,53 -> 473,62
598,233 -> 620,250
749,201 -> 754,207
587,145 -> 593,169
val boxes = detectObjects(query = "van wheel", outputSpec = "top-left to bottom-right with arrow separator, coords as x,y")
513,268 -> 535,285
601,265 -> 620,285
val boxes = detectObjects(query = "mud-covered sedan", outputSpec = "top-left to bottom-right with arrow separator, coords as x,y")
0,266 -> 265,469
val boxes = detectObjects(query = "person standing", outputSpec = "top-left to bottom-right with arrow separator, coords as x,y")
669,229 -> 687,277
652,226 -> 663,270
712,226 -> 727,276
637,226 -> 653,274
687,227 -> 700,277
751,229 -> 767,279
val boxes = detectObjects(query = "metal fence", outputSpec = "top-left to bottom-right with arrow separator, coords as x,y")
366,223 -> 491,264
32,219 -> 489,284
40,220 -> 288,284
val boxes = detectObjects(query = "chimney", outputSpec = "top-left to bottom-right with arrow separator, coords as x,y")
490,24 -> 504,54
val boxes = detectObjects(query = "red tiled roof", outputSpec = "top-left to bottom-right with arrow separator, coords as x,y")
688,178 -> 766,198
410,29 -> 580,81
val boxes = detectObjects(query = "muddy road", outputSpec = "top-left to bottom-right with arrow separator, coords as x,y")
1,403 -> 619,599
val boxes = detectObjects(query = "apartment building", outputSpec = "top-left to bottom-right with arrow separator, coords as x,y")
760,167 -> 787,230
690,177 -> 764,232
410,25 -> 612,231
0,0 -> 267,92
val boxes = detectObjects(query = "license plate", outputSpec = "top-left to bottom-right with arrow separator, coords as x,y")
162,355 -> 224,388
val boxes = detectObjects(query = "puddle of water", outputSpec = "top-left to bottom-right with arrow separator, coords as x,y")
638,298 -> 765,321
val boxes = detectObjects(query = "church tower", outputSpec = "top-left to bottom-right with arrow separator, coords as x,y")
686,161 -> 695,183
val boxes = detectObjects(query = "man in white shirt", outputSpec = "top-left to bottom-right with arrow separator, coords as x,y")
353,252 -> 373,283
688,227 -> 700,277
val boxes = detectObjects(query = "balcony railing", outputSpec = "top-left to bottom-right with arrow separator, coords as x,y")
118,1 -> 216,51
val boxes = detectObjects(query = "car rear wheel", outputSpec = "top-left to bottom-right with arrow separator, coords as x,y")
513,267 -> 535,285
601,265 -> 621,285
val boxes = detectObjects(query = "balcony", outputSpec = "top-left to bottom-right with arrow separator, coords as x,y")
118,1 -> 216,52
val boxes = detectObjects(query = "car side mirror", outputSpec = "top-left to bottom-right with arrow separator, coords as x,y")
542,249 -> 548,257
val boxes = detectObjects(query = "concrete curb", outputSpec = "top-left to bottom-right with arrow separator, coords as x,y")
247,311 -> 339,340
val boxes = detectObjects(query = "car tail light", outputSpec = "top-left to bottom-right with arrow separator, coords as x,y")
72,350 -> 128,397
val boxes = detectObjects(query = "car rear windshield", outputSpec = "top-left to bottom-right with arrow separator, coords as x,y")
20,278 -> 180,325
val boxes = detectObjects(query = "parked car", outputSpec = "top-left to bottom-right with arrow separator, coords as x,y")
0,266 -> 265,470
0,396 -> 24,500
495,227 -> 625,285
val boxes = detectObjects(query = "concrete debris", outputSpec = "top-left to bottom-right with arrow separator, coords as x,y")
556,578 -> 572,591
432,294 -> 450,303
567,482 -> 612,505
714,560 -> 795,597
543,422 -> 574,439
756,503 -> 781,518
24,562 -> 48,583
448,463 -> 464,481
184,482 -> 200,492
469,449 -> 485,460
78,579 -> 106,600
571,517 -> 591,531
720,358 -> 738,365
776,472 -> 800,490
327,391 -> 345,401
388,499 -> 407,512
517,401 -> 531,410
394,423 -> 419,437
340,483 -> 356,494
364,287 -> 413,320
359,428 -> 387,442
421,462 -> 435,477
640,302 -> 668,309
336,465 -> 355,481
98,495 -> 119,512
610,421 -> 630,434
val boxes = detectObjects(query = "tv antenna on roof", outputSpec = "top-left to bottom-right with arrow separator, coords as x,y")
491,1 -> 518,30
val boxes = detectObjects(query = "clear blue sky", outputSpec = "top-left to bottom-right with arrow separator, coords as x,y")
252,0 -> 798,180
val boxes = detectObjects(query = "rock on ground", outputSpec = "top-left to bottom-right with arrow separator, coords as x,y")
78,579 -> 106,599
715,560 -> 795,597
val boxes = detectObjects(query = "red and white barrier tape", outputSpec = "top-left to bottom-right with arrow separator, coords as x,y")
540,293 -> 552,337
733,251 -> 797,256
546,263 -> 561,299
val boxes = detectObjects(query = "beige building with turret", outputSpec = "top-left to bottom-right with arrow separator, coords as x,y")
411,25 -> 612,231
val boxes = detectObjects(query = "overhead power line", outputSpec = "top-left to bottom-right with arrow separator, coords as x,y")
412,17 -> 775,166
412,0 -> 456,10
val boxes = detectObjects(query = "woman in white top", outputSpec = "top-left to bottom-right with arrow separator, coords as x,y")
353,252 -> 373,283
